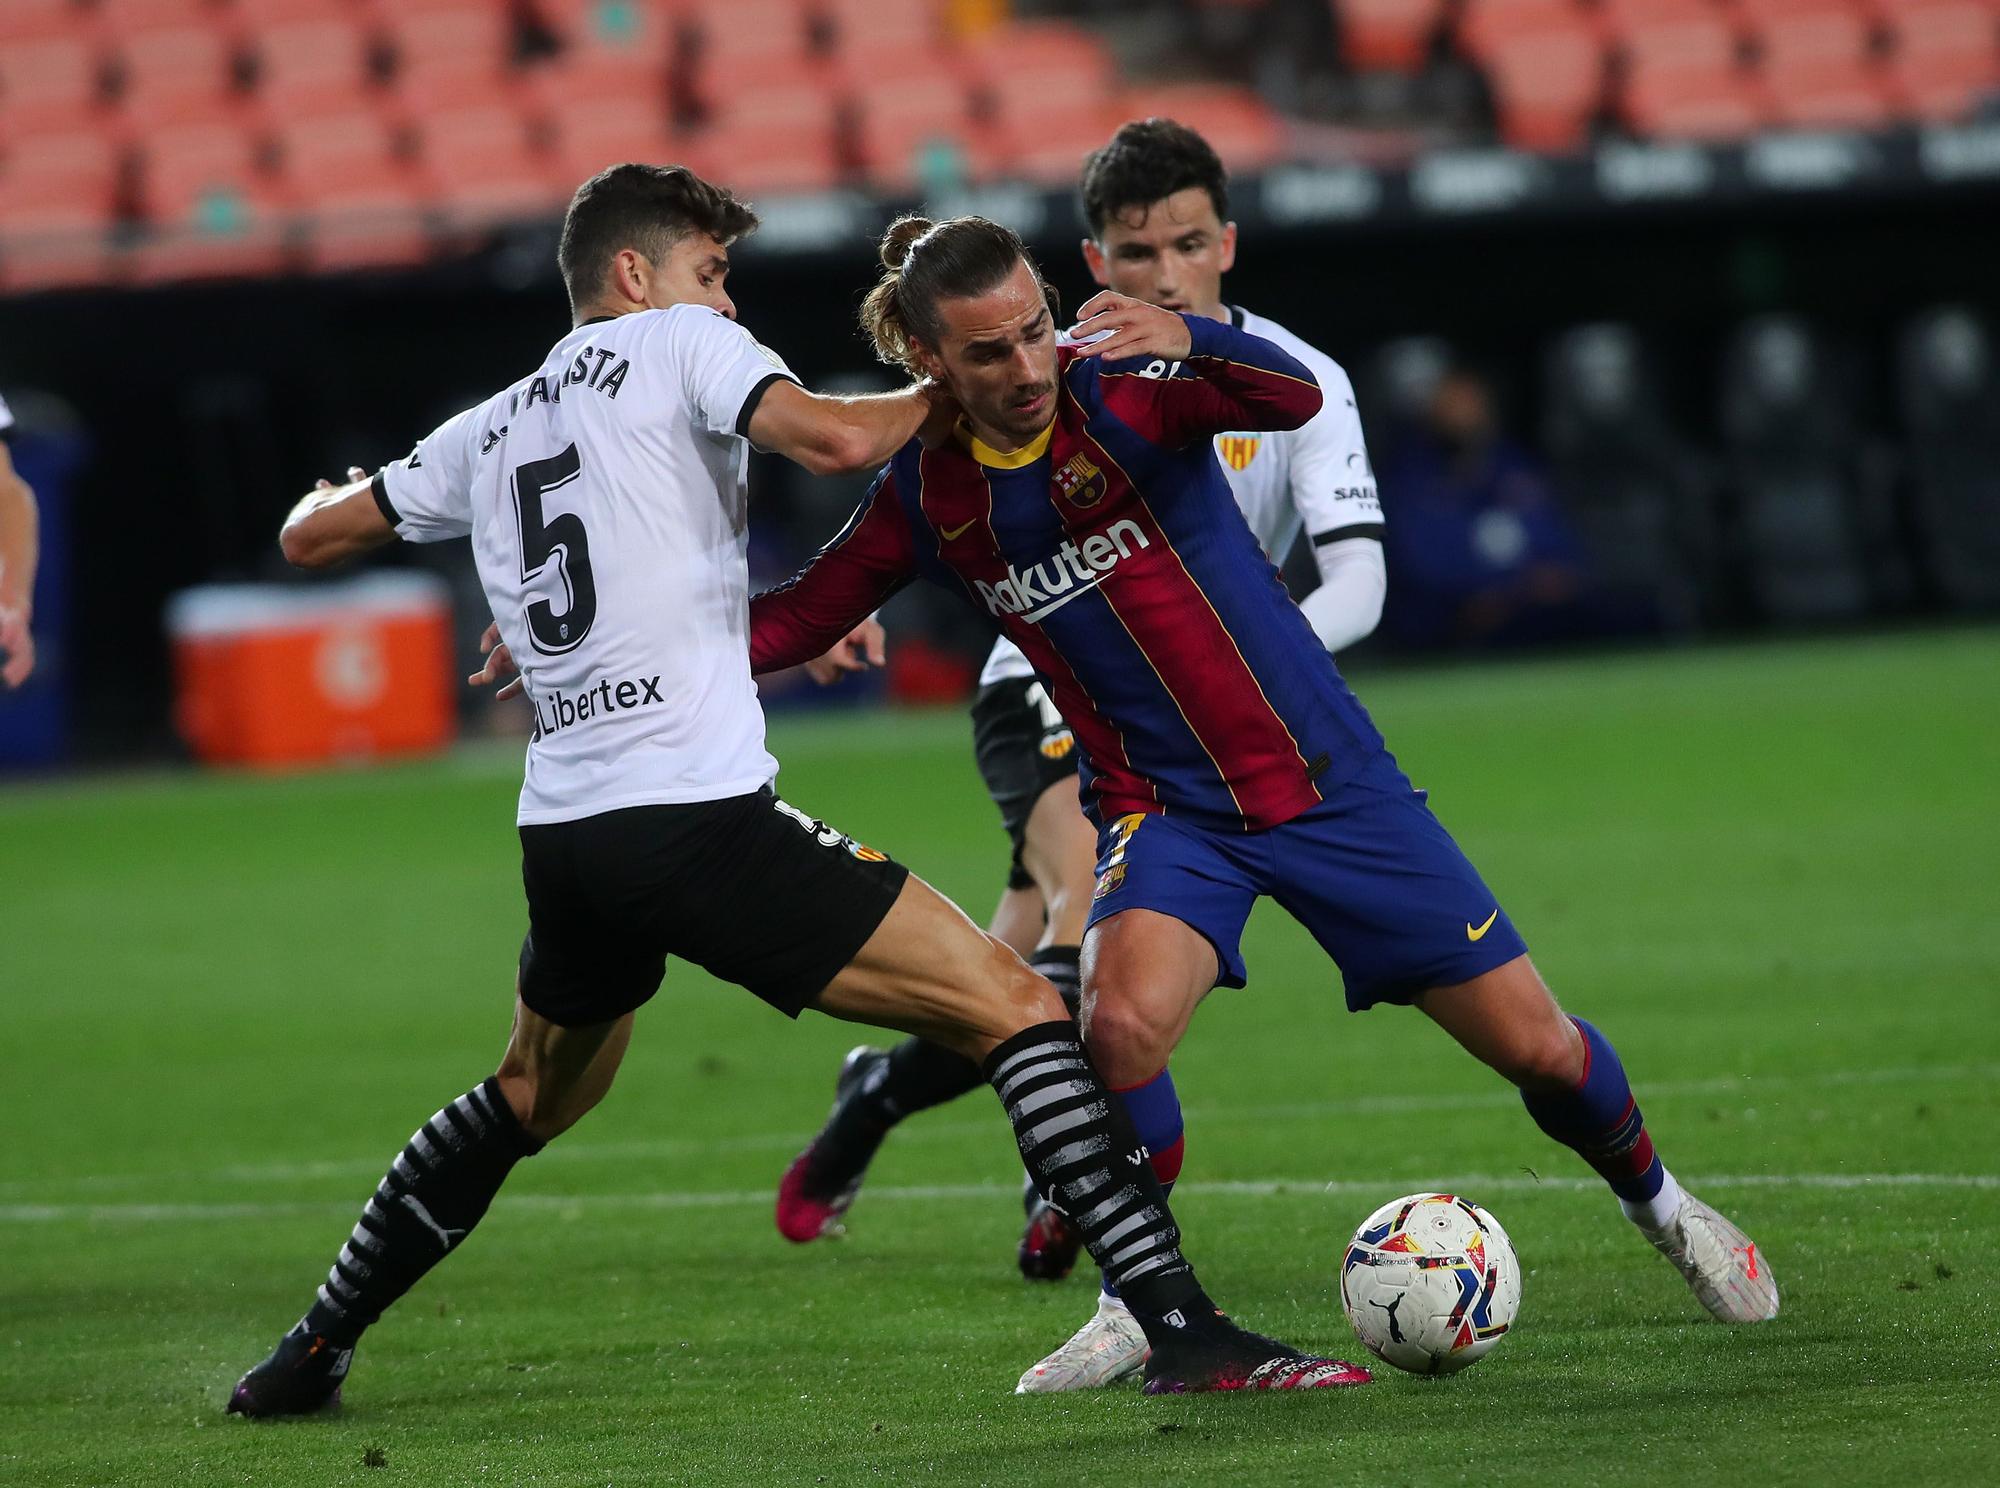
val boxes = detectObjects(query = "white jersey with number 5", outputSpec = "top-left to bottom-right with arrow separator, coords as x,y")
373,304 -> 799,825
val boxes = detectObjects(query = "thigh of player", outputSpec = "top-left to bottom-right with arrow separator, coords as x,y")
1269,750 -> 1532,1012
1081,812 -> 1262,1084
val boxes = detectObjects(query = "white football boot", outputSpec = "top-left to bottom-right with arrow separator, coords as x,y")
1014,1294 -> 1151,1394
1640,1189 -> 1780,1323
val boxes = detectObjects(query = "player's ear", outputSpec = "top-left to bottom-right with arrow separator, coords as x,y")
1081,237 -> 1111,289
1217,223 -> 1238,276
910,341 -> 947,384
609,247 -> 648,307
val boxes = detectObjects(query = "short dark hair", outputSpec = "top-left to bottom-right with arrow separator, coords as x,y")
1079,118 -> 1229,236
557,163 -> 759,314
860,215 -> 1058,374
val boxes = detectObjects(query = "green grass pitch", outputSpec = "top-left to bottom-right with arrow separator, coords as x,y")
3,630 -> 1997,1486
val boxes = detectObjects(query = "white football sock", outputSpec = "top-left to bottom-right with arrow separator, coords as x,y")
1619,1167 -> 1684,1231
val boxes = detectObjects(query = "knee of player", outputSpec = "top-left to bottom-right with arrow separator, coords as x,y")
1076,987 -> 1174,1084
1496,1019 -> 1586,1091
984,937 -> 1067,1026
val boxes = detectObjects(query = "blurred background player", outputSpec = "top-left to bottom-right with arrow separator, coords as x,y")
750,214 -> 1780,1397
228,164 -> 1368,1415
774,122 -> 1389,1331
0,394 -> 40,689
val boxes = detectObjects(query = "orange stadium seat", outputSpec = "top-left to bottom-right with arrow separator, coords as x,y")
821,0 -> 944,56
1880,0 -> 2000,119
1335,0 -> 1450,74
0,0 -> 83,48
678,0 -> 817,66
135,121 -> 291,281
1117,85 -> 1287,170
382,5 -> 518,81
418,105 -> 567,225
390,61 -> 535,120
272,105 -> 403,191
549,100 -> 684,182
94,0 -> 224,28
703,112 -> 844,194
686,49 -> 836,125
1751,2 -> 1897,129
0,34 -> 109,137
1622,61 -> 1771,137
246,18 -> 377,94
1002,103 -> 1123,185
228,0 -> 357,23
1457,0 -> 1594,65
112,24 -> 243,132
1483,23 -> 1607,151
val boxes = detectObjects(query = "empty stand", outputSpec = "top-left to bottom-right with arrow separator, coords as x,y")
1337,0 -> 1451,74
1898,306 -> 2000,609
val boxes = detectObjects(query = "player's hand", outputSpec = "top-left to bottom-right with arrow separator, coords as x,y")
468,620 -> 524,701
0,603 -> 34,688
915,378 -> 961,449
312,466 -> 370,493
803,618 -> 886,685
1068,291 -> 1194,364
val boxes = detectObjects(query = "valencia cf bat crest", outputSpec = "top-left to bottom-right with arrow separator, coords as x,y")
1216,435 -> 1261,470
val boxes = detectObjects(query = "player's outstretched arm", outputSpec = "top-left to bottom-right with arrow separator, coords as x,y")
279,465 -> 397,569
0,439 -> 39,687
748,380 -> 956,478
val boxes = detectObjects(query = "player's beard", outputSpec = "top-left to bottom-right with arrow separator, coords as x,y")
995,380 -> 1056,438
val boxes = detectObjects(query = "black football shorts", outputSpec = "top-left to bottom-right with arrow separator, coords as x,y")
970,676 -> 1082,891
517,788 -> 908,1027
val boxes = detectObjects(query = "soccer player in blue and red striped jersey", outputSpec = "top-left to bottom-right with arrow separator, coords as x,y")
751,215 -> 1779,1387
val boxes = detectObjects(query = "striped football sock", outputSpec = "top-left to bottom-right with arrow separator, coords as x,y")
300,1077 -> 543,1345
986,1023 -> 1209,1325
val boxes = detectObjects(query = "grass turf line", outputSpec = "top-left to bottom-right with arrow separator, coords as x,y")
1,630 -> 1997,1485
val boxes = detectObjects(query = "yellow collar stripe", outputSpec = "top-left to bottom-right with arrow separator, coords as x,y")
961,419 -> 1055,469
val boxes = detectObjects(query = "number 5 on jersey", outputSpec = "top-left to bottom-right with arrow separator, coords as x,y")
513,443 -> 596,654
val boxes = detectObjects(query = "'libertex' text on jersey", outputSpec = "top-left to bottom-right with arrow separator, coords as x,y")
750,315 -> 1387,833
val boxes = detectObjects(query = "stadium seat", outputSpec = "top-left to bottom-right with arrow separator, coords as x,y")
685,50 -> 838,128
112,24 -> 242,132
1718,316 -> 1896,623
1542,322 -> 1715,630
0,34 -> 109,138
549,100 -> 685,181
1456,0 -> 1593,64
1615,6 -> 1766,138
704,80 -> 844,195
94,0 -> 224,30
382,5 -> 519,81
677,0 -> 817,67
1335,0 -> 1451,74
0,126 -> 122,291
272,106 -> 404,192
1000,103 -> 1123,186
1897,306 -> 2000,610
246,18 -> 378,95
820,0 -> 943,57
0,0 -> 84,48
1482,22 -> 1608,151
1881,1 -> 2000,121
134,122 -> 291,282
228,0 -> 358,23
1116,85 -> 1288,170
417,105 -> 567,226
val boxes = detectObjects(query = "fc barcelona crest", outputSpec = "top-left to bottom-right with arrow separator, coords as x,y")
1056,451 -> 1107,508
1217,435 -> 1261,471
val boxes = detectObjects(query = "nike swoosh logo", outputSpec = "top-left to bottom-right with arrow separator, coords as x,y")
1466,908 -> 1499,941
940,520 -> 976,541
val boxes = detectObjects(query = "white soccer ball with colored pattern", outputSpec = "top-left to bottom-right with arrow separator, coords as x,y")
1339,1192 -> 1521,1375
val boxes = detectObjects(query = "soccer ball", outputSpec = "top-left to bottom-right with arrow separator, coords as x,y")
1339,1193 -> 1521,1375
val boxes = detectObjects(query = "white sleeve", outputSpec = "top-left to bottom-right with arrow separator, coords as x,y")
373,402 -> 483,544
1285,353 -> 1383,544
661,306 -> 801,440
0,394 -> 14,437
1299,536 -> 1386,653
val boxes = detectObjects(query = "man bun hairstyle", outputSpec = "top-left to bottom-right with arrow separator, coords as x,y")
860,214 -> 1059,375
558,163 -> 759,314
1080,118 -> 1229,236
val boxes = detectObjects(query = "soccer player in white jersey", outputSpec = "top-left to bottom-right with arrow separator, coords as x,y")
0,394 -> 40,688
226,164 -> 1371,1415
773,120 -> 1394,1386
